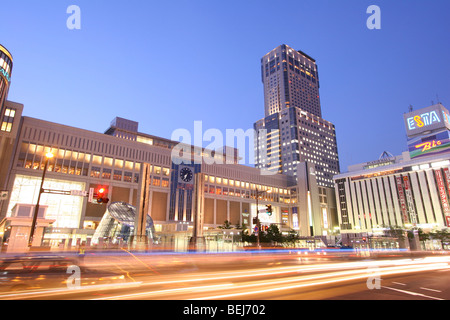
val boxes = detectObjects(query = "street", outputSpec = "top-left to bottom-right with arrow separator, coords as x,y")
0,249 -> 448,301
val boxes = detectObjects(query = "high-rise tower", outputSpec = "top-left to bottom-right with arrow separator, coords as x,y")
0,44 -> 22,200
255,44 -> 340,188
262,44 -> 321,118
0,44 -> 13,116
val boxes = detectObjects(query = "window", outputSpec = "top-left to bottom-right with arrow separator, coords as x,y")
1,108 -> 15,132
114,159 -> 124,169
113,170 -> 122,181
102,168 -> 111,179
124,172 -> 133,183
90,167 -> 101,178
104,157 -> 113,167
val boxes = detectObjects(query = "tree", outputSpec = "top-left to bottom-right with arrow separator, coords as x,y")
218,220 -> 232,229
384,225 -> 406,240
431,229 -> 450,247
417,228 -> 430,242
242,224 -> 300,246
284,229 -> 301,246
266,224 -> 283,243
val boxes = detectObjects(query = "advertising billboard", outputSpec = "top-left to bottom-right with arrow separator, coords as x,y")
407,129 -> 450,159
396,176 -> 409,224
404,104 -> 450,138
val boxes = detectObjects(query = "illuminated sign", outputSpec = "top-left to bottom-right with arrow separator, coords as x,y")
402,176 -> 417,225
415,140 -> 442,152
396,176 -> 409,224
408,130 -> 450,159
406,111 -> 441,131
0,67 -> 11,83
434,169 -> 450,217
404,104 -> 450,137
441,168 -> 450,227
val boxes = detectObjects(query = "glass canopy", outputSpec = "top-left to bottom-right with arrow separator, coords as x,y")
92,202 -> 156,245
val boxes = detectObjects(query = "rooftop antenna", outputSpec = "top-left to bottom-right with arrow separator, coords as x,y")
408,105 -> 413,113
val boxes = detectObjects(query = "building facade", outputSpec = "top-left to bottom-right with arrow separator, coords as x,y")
0,112 -> 338,248
0,44 -> 340,250
334,104 -> 450,242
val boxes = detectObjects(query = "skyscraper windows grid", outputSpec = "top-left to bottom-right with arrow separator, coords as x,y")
255,44 -> 340,188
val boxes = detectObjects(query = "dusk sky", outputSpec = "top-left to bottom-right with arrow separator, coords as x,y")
2,0 -> 449,172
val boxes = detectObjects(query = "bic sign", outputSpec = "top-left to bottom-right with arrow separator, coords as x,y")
406,111 -> 441,131
415,140 -> 442,152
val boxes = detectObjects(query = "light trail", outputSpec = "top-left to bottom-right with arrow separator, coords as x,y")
0,255 -> 448,300
92,257 -> 450,300
191,263 -> 449,300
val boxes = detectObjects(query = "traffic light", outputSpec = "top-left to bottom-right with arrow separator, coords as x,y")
96,187 -> 110,204
266,204 -> 273,216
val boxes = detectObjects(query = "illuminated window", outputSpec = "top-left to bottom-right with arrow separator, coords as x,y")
125,161 -> 134,170
152,177 -> 161,186
104,157 -> 113,167
124,171 -> 133,182
113,170 -> 122,181
7,175 -> 84,228
102,168 -> 111,179
92,155 -> 102,166
136,136 -> 153,145
90,167 -> 101,178
1,108 -> 15,132
114,159 -> 124,169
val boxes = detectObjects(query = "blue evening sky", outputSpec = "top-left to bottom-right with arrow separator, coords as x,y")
2,0 -> 449,172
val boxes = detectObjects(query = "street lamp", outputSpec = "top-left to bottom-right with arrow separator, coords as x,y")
255,188 -> 272,248
28,152 -> 54,248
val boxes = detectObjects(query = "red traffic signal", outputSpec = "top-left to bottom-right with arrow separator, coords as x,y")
96,187 -> 109,204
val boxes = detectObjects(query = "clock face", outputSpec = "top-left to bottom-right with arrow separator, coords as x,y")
180,167 -> 193,183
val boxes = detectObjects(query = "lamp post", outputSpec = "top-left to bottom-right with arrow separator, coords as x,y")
255,188 -> 271,248
28,152 -> 54,248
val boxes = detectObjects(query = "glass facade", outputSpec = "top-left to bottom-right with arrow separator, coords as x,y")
7,175 -> 85,228
92,202 -> 156,245
0,45 -> 13,113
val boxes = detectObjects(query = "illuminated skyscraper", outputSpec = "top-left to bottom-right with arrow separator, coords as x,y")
255,44 -> 340,188
0,45 -> 22,197
262,44 -> 321,118
0,44 -> 13,116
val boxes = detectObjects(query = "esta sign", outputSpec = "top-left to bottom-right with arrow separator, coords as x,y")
404,104 -> 450,137
406,110 -> 442,131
